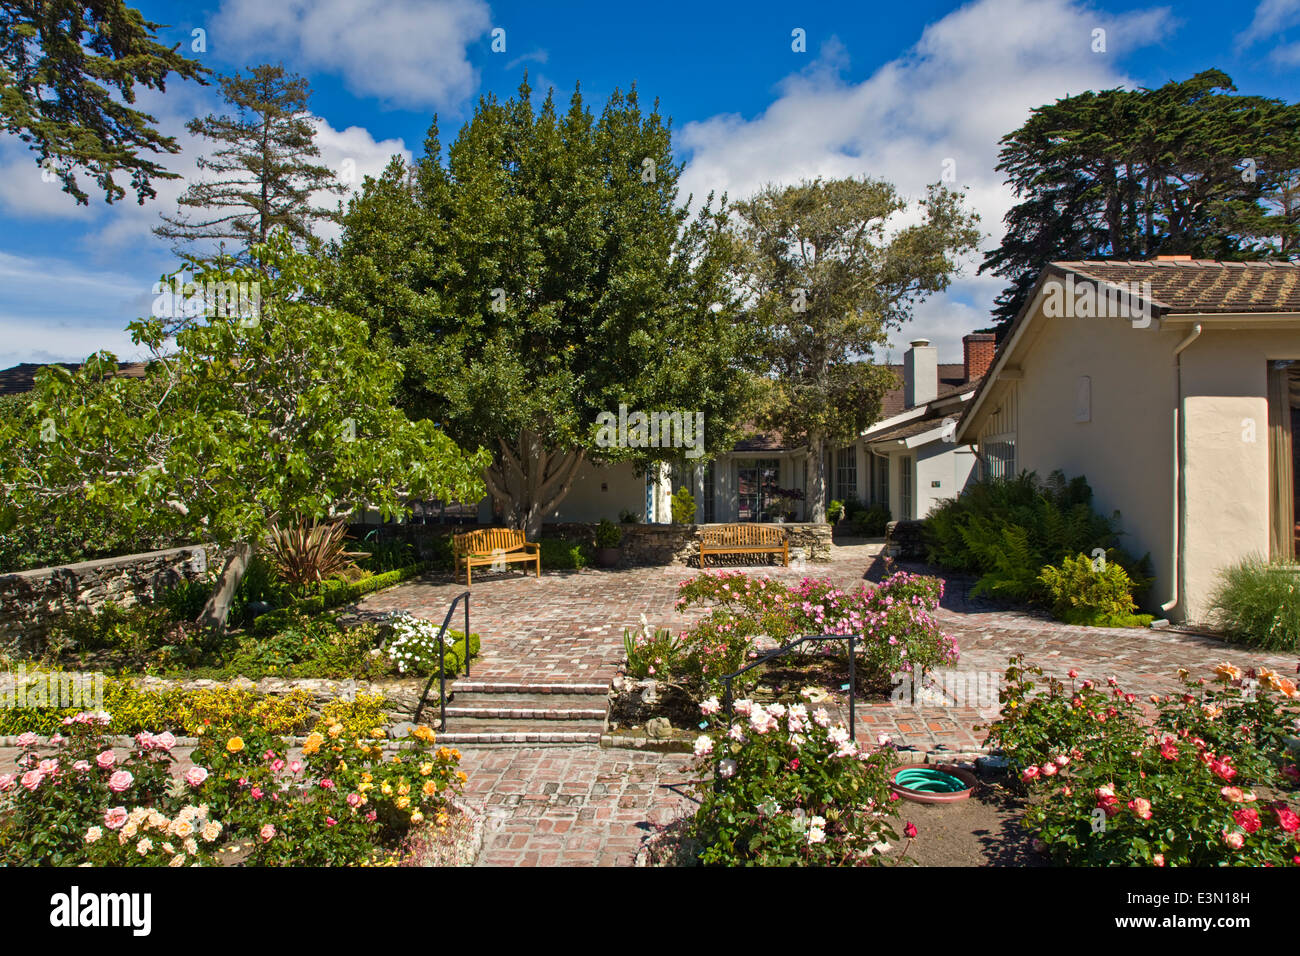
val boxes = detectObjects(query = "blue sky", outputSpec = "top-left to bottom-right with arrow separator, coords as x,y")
2,0 -> 1299,369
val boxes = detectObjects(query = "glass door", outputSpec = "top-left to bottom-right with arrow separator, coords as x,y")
736,458 -> 780,522
899,455 -> 914,520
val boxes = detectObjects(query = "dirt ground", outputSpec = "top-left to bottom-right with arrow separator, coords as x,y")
886,781 -> 1046,867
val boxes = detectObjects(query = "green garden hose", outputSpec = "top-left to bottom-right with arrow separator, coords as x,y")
893,768 -> 969,793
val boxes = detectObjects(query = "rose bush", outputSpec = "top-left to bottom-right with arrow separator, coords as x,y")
649,570 -> 957,698
985,656 -> 1300,866
689,691 -> 905,865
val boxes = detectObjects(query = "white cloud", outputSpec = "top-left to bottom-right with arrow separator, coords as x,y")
211,0 -> 492,109
0,251 -> 155,368
677,0 -> 1177,345
1236,0 -> 1300,51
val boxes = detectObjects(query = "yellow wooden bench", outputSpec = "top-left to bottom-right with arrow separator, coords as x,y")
453,528 -> 541,586
698,524 -> 789,569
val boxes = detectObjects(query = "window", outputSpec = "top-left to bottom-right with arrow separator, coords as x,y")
899,455 -> 914,520
981,435 -> 1017,481
735,458 -> 780,522
701,461 -> 716,523
874,455 -> 889,509
836,446 -> 857,502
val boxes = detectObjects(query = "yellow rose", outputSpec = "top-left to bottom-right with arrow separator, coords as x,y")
226,737 -> 245,753
410,810 -> 424,824
327,723 -> 342,739
456,771 -> 467,783
381,782 -> 393,796
302,732 -> 324,756
422,780 -> 438,798
419,763 -> 433,776
397,782 -> 410,796
395,796 -> 410,810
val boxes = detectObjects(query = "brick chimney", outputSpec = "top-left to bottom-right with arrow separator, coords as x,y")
903,338 -> 938,409
962,333 -> 996,383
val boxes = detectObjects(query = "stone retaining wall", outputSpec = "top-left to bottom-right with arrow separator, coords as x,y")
0,544 -> 223,651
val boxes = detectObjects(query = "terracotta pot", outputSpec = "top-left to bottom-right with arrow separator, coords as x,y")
889,763 -> 977,804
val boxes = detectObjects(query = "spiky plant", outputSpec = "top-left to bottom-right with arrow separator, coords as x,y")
265,518 -> 366,591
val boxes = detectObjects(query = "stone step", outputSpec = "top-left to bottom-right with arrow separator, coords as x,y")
448,690 -> 608,709
450,680 -> 609,696
437,717 -> 606,734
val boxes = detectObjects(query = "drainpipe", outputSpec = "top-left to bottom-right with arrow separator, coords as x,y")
1162,323 -> 1202,615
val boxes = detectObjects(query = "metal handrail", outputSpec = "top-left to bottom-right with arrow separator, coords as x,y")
720,632 -> 861,741
411,590 -> 470,732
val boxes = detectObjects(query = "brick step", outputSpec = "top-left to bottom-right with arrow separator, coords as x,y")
435,730 -> 603,746
437,717 -> 606,734
448,690 -> 608,709
444,704 -> 607,721
450,681 -> 609,696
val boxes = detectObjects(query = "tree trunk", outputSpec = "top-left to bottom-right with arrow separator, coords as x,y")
482,429 -> 586,540
806,434 -> 828,523
196,540 -> 254,632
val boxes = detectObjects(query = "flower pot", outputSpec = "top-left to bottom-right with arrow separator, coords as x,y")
595,547 -> 621,568
889,763 -> 977,804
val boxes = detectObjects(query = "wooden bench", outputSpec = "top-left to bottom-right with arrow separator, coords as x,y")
698,524 -> 789,569
453,528 -> 541,586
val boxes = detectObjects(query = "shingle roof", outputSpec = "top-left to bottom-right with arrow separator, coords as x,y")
1054,259 -> 1300,314
0,361 -> 149,397
878,364 -> 969,418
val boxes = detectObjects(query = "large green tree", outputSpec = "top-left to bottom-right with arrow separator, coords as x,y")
0,234 -> 489,629
155,64 -> 343,264
981,69 -> 1300,333
0,0 -> 208,204
332,78 -> 760,536
732,177 -> 981,522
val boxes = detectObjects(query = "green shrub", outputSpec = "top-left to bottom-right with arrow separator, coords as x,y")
595,519 -> 623,549
924,471 -> 1150,610
670,487 -> 696,525
539,537 -> 589,570
826,499 -> 845,524
250,562 -> 427,635
850,504 -> 890,536
356,535 -> 418,572
1210,558 -> 1300,651
1037,552 -> 1153,627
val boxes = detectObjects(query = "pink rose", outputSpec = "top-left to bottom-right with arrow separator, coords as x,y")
104,807 -> 128,830
289,761 -> 302,774
19,770 -> 42,791
185,767 -> 208,787
347,792 -> 362,808
0,774 -> 15,792
259,824 -> 276,841
107,770 -> 134,793
250,787 -> 263,800
73,761 -> 91,773
37,759 -> 58,774
325,817 -> 338,827
270,759 -> 285,773
1222,830 -> 1245,850
155,732 -> 176,751
319,778 -> 335,790
95,750 -> 116,769
15,732 -> 37,748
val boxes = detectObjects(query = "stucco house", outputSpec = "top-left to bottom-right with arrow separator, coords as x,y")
525,333 -> 993,526
956,256 -> 1300,624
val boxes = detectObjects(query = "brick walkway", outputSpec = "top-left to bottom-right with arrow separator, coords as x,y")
355,543 -> 1298,865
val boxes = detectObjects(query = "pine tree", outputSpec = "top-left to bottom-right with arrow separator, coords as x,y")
154,64 -> 343,263
0,0 -> 208,204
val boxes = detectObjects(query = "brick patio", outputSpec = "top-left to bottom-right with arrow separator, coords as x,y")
356,541 -> 1299,866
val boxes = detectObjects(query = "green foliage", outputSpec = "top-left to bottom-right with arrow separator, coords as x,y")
731,176 -> 980,519
0,0 -> 210,205
1210,558 -> 1300,651
986,656 -> 1300,867
1038,553 -> 1153,627
265,518 -> 365,593
356,535 -> 418,573
619,509 -> 641,524
539,537 -> 589,570
249,563 -> 427,635
924,472 -> 1150,612
826,499 -> 845,524
331,78 -> 762,533
690,697 -> 901,865
0,235 -> 490,627
670,487 -> 696,525
623,619 -> 681,680
154,64 -> 343,260
848,504 -> 890,536
594,519 -> 623,549
980,69 -> 1300,332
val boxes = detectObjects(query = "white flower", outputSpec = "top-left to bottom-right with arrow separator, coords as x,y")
693,735 -> 714,757
812,708 -> 832,728
700,697 -> 721,716
733,699 -> 753,716
718,759 -> 737,779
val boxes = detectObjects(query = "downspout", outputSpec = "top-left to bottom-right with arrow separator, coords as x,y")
1162,323 -> 1202,615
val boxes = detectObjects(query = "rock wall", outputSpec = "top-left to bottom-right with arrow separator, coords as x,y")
0,545 -> 222,651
